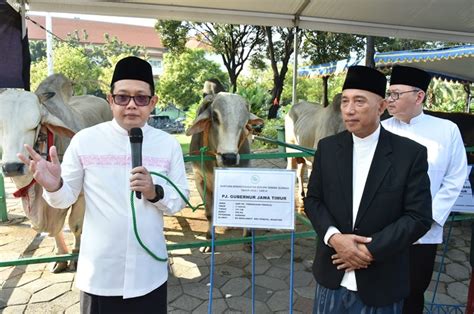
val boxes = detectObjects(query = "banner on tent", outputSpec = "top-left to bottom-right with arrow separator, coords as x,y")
213,168 -> 295,230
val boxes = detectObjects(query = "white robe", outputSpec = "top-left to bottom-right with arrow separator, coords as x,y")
382,112 -> 467,244
44,119 -> 189,298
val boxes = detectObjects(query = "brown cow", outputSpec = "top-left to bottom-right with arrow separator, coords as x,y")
186,92 -> 263,251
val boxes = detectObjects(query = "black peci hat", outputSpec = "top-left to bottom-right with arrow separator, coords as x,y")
342,66 -> 387,98
390,65 -> 431,92
111,56 -> 154,91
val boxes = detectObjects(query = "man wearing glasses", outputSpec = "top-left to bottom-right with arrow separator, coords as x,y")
382,65 -> 467,314
18,56 -> 189,313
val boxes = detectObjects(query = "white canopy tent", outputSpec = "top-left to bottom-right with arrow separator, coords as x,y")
299,45 -> 474,83
8,0 -> 474,107
17,0 -> 473,107
20,0 -> 474,44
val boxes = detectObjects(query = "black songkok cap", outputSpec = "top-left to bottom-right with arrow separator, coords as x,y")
342,66 -> 387,98
390,65 -> 431,92
111,56 -> 154,91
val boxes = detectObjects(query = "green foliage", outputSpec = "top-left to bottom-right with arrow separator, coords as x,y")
302,31 -> 365,65
249,53 -> 267,71
66,31 -> 144,68
155,20 -> 189,54
30,42 -> 102,95
183,101 -> 201,130
241,66 -> 345,111
30,32 -> 144,96
426,79 -> 467,112
237,79 -> 272,118
278,67 -> 345,106
374,37 -> 441,53
30,60 -> 48,92
29,40 -> 46,62
65,31 -> 144,95
252,118 -> 285,150
156,49 -> 227,111
156,21 -> 264,92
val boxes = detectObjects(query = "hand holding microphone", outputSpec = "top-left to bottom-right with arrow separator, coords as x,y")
129,128 -> 164,202
129,128 -> 144,199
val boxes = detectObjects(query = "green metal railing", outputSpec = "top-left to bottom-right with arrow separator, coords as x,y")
0,213 -> 315,267
0,173 -> 7,222
1,139 -> 472,268
0,138 -> 315,268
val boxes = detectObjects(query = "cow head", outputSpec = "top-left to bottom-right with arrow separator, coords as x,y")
36,73 -> 74,105
186,93 -> 263,166
0,90 -> 75,180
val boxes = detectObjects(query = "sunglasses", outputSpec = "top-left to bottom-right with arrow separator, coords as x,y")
112,94 -> 152,107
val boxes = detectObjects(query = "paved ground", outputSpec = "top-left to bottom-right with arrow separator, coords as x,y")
0,157 -> 472,313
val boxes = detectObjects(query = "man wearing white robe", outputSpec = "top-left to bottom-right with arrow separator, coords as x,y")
382,65 -> 467,314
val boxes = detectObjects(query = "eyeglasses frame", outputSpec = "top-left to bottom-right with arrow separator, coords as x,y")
111,94 -> 153,107
386,89 -> 421,101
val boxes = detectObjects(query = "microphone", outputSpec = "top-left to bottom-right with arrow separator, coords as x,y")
129,127 -> 143,199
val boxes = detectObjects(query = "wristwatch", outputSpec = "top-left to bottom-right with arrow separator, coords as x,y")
147,184 -> 164,203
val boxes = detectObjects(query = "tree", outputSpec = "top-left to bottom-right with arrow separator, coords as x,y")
30,42 -> 101,95
301,31 -> 365,106
374,37 -> 442,53
155,20 -> 189,54
156,49 -> 227,111
30,32 -> 145,96
29,40 -> 46,62
261,26 -> 295,119
156,21 -> 264,92
365,36 -> 375,68
426,79 -> 466,112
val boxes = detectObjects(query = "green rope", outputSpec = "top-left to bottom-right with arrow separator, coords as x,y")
130,190 -> 167,262
129,146 -> 209,262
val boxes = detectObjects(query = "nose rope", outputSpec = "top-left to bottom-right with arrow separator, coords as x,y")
189,120 -> 217,157
13,179 -> 36,198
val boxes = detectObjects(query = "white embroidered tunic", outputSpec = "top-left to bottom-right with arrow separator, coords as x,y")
44,119 -> 189,298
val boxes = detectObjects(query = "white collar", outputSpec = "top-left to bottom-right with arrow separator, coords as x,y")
397,112 -> 425,126
352,124 -> 381,144
111,119 -> 150,136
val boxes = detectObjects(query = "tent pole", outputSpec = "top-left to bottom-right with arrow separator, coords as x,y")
20,0 -> 26,38
46,13 -> 54,75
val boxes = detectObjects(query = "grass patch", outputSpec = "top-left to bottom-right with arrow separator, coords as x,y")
174,133 -> 191,153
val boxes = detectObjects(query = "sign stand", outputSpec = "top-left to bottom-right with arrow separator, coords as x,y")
208,168 -> 296,313
251,229 -> 255,314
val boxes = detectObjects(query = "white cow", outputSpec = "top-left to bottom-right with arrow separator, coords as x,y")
0,74 -> 112,272
285,94 -> 345,201
186,93 -> 263,251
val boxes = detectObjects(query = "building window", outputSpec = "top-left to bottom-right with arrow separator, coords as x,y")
149,60 -> 162,68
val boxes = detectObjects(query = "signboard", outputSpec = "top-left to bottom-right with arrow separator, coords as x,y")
451,165 -> 474,213
213,168 -> 295,230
